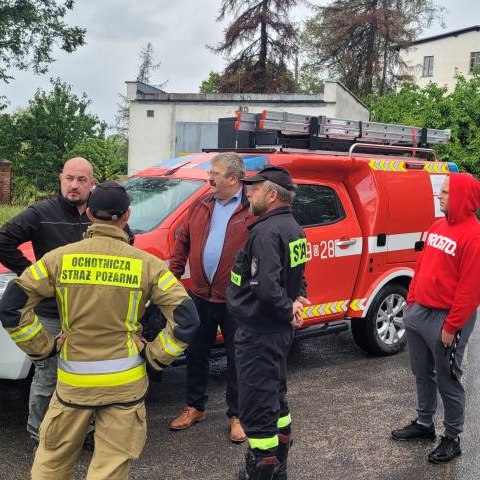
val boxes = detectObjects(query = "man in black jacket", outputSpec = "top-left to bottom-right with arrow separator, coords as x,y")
227,166 -> 310,480
0,157 -> 96,444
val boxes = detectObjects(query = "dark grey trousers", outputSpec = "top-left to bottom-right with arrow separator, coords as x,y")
405,303 -> 476,438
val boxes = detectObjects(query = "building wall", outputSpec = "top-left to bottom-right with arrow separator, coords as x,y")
399,29 -> 480,91
0,161 -> 11,204
127,81 -> 369,174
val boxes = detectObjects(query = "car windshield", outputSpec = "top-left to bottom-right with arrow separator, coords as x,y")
124,177 -> 205,234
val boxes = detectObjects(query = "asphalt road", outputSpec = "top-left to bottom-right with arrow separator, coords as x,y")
1,323 -> 479,480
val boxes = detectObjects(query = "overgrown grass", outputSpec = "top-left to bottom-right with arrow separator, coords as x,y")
0,205 -> 27,226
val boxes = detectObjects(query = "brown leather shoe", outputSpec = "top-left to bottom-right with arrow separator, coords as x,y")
229,417 -> 247,443
169,407 -> 206,430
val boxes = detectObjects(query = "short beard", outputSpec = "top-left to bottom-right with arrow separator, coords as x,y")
66,196 -> 87,207
250,203 -> 265,216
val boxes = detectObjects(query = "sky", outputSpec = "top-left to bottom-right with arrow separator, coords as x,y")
0,0 -> 477,127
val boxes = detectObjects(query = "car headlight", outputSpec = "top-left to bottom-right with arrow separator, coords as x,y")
0,272 -> 17,299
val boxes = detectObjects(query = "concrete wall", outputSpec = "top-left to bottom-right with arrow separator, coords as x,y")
323,81 -> 368,120
127,81 -> 369,174
399,29 -> 480,91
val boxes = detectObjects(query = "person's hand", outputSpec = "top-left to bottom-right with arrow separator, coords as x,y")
55,331 -> 68,352
296,296 -> 310,308
133,334 -> 147,352
442,329 -> 455,349
291,296 -> 311,328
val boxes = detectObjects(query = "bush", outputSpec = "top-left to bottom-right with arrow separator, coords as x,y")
0,205 -> 26,226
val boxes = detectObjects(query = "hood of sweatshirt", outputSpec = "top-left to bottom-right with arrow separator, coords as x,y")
447,173 -> 480,225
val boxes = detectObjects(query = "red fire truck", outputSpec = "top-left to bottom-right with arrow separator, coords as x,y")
0,111 -> 454,379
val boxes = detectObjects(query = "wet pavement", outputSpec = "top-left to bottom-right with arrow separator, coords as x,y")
1,322 -> 479,480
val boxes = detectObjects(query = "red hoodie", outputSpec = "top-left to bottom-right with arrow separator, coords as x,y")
407,173 -> 480,333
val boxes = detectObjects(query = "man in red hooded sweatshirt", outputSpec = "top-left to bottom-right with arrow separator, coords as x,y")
392,173 -> 480,464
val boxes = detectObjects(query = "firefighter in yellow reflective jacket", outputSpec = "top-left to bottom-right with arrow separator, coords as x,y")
0,182 -> 200,480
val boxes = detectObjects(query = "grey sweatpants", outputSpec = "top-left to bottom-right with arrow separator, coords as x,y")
405,303 -> 476,438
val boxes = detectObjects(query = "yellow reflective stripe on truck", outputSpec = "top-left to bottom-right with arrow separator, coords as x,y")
301,300 -> 350,318
300,298 -> 367,318
369,159 -> 449,174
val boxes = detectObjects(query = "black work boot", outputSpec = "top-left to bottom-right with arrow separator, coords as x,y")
239,448 -> 277,480
428,436 -> 461,464
391,419 -> 435,441
273,433 -> 293,480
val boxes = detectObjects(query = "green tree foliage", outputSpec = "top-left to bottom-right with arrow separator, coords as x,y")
67,136 -> 128,182
366,73 -> 480,175
297,62 -> 324,94
211,0 -> 300,93
302,0 -> 442,98
0,0 -> 85,82
0,79 -> 107,199
199,71 -> 222,93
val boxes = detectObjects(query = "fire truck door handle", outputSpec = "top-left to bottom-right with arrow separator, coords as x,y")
335,239 -> 357,247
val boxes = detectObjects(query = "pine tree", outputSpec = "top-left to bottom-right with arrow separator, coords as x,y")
115,43 -> 167,134
211,0 -> 300,93
301,0 -> 443,97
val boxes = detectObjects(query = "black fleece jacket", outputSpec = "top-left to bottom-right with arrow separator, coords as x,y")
227,207 -> 307,333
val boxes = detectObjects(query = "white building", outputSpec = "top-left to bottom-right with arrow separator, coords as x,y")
126,81 -> 369,174
398,25 -> 480,91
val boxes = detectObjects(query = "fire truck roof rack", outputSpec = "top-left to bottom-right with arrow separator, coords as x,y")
234,110 -> 450,154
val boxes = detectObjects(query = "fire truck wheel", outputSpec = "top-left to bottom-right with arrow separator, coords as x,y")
351,283 -> 408,356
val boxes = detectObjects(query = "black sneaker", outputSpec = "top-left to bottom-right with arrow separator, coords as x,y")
392,420 -> 435,441
428,436 -> 461,464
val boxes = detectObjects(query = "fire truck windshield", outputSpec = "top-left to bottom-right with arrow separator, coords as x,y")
124,177 -> 205,234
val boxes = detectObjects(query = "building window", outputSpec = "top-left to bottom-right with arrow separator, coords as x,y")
470,52 -> 480,73
146,110 -> 154,118
422,56 -> 434,77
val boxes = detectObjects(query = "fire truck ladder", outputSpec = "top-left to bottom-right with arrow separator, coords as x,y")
233,110 -> 451,154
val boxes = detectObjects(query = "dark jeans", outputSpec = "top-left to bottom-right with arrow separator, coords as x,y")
28,315 -> 61,442
186,294 -> 239,418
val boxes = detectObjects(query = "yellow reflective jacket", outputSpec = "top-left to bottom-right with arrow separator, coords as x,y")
3,224 -> 199,407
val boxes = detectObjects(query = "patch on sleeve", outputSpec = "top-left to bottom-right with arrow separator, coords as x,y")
289,238 -> 308,267
251,256 -> 259,277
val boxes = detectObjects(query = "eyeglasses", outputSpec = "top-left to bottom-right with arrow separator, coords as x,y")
207,170 -> 237,179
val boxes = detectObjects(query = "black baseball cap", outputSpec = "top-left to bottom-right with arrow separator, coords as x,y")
88,181 -> 131,221
242,165 -> 295,191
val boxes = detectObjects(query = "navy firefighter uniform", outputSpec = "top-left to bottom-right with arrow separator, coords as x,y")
227,165 -> 308,480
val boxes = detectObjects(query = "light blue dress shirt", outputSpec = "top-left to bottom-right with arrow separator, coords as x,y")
202,187 -> 243,282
